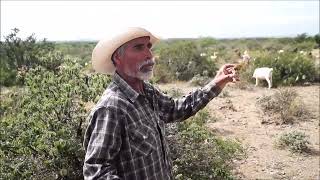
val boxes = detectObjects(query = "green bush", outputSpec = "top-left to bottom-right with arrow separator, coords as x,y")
155,40 -> 217,81
262,39 -> 286,53
0,58 -> 17,86
0,28 -> 56,86
167,109 -> 245,179
293,41 -> 316,51
152,63 -> 175,83
0,57 -> 110,179
294,33 -> 314,44
54,42 -> 96,66
276,131 -> 310,153
253,52 -> 316,86
196,37 -> 218,49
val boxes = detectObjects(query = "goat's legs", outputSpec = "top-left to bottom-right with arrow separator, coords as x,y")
266,78 -> 272,89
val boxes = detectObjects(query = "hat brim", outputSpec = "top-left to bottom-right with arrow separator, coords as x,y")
92,27 -> 159,75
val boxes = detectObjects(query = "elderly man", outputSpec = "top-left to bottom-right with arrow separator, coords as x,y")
83,27 -> 238,180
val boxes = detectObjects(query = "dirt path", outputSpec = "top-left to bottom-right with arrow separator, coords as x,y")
159,82 -> 320,179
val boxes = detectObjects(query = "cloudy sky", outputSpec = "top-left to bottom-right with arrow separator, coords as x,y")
1,1 -> 319,41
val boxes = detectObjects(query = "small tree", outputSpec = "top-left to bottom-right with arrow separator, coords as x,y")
0,56 -> 110,179
0,28 -> 56,86
295,33 -> 308,43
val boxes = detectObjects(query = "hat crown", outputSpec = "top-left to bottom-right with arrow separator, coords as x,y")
92,27 -> 159,75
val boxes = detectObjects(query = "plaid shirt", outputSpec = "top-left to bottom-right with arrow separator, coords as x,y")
83,73 -> 221,180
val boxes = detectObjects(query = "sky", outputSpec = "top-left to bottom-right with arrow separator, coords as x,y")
1,1 -> 319,41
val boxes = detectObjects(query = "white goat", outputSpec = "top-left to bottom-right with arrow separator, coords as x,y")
210,52 -> 218,60
252,67 -> 273,89
200,53 -> 207,57
299,50 -> 307,56
242,50 -> 251,62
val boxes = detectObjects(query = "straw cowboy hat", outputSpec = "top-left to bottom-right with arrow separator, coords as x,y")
92,27 -> 159,75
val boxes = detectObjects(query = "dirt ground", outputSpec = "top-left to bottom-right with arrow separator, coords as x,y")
158,81 -> 320,180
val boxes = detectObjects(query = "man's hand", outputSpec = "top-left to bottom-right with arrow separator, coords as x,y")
212,64 -> 239,90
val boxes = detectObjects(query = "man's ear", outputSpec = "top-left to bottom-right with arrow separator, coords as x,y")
113,53 -> 121,66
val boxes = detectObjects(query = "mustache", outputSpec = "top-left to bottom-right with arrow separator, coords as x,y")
138,59 -> 155,68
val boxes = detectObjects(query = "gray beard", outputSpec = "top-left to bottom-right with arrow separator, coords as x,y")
124,59 -> 155,81
123,68 -> 154,81
137,71 -> 153,81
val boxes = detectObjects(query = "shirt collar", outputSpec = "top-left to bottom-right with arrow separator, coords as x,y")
113,72 -> 141,103
143,82 -> 155,97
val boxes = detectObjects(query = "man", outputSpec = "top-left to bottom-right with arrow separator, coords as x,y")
83,27 -> 239,180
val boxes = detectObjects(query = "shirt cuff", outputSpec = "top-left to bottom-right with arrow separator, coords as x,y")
202,80 -> 222,99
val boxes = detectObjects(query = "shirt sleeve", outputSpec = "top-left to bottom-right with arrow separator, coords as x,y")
155,80 -> 222,123
83,106 -> 123,180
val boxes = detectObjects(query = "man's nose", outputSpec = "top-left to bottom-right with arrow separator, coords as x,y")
145,48 -> 153,59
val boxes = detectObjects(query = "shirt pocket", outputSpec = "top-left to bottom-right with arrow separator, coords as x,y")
128,125 -> 157,157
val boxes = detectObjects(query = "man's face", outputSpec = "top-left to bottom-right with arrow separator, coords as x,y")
115,36 -> 155,80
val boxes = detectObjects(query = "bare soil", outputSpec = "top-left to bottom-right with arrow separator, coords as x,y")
158,82 -> 320,180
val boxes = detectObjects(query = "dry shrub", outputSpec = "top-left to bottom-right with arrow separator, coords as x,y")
275,131 -> 310,153
257,88 -> 310,124
219,99 -> 237,112
189,74 -> 211,86
165,87 -> 184,98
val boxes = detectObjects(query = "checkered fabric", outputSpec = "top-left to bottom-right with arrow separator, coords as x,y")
83,72 -> 221,180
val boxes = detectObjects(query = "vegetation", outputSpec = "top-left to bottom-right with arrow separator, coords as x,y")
189,74 -> 211,86
314,33 -> 320,48
154,40 -> 218,82
167,109 -> 245,180
54,41 -> 96,66
0,28 -> 56,86
251,52 -> 316,86
276,131 -> 311,153
0,29 -> 111,179
152,33 -> 319,87
1,29 -> 318,179
164,87 -> 184,98
0,58 -> 110,179
257,89 -> 310,124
